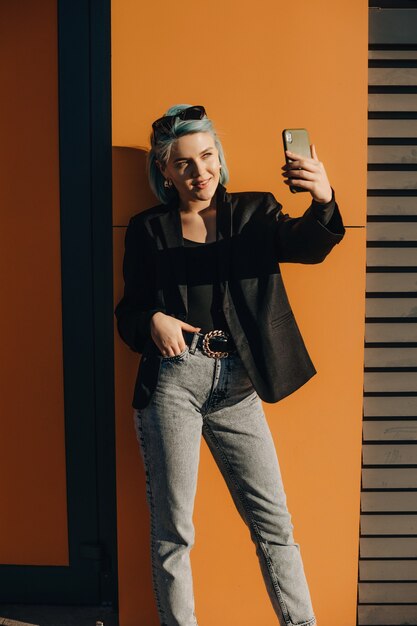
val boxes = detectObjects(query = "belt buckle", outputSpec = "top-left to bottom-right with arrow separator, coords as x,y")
202,330 -> 231,359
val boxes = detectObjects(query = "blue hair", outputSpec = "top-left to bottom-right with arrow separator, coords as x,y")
147,104 -> 229,204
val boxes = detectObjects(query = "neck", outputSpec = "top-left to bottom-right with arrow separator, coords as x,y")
179,196 -> 217,214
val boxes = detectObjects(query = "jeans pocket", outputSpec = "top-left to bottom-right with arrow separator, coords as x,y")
160,345 -> 190,363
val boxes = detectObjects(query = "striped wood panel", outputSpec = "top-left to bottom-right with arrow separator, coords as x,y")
362,443 -> 417,464
367,249 -> 417,266
365,297 -> 417,317
369,67 -> 417,86
361,492 -> 417,511
360,559 -> 417,579
368,119 -> 417,137
362,469 -> 417,489
364,372 -> 417,392
368,144 -> 417,163
361,514 -> 417,537
360,537 -> 417,557
359,582 -> 417,602
365,322 -> 417,339
367,171 -> 417,189
358,606 -> 417,626
364,348 -> 417,367
368,93 -> 417,112
367,196 -> 417,215
363,420 -> 417,438
361,6 -> 417,624
366,273 -> 417,291
364,396 -> 417,416
369,51 -> 417,60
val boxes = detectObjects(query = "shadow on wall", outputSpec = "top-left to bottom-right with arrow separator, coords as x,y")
112,145 -> 161,625
112,146 -> 157,225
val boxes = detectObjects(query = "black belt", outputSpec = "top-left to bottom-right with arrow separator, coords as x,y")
183,329 -> 236,358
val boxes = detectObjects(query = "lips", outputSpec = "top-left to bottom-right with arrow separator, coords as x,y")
193,178 -> 212,189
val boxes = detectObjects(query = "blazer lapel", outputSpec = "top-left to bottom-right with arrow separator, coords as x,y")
216,183 -> 233,285
150,200 -> 188,316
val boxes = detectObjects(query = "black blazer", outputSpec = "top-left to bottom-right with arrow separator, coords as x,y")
115,183 -> 345,409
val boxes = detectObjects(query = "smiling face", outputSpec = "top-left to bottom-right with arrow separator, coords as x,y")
161,132 -> 221,208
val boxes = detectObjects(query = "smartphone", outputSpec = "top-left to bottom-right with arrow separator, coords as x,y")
282,128 -> 311,193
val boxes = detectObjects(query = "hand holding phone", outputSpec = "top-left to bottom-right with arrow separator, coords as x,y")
282,129 -> 311,193
281,129 -> 333,203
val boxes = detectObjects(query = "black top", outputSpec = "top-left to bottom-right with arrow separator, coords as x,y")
183,237 -> 230,333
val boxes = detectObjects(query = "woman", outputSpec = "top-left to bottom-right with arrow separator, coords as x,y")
115,104 -> 345,626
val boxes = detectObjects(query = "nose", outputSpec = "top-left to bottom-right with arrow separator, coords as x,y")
191,159 -> 205,178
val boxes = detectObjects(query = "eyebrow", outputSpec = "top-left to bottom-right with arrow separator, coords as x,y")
173,147 -> 214,163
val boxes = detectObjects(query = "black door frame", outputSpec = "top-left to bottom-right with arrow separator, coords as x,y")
0,0 -> 118,608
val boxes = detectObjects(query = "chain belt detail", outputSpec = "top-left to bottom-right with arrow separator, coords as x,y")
184,329 -> 236,359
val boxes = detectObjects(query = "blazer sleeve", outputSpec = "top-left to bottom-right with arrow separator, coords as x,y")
114,216 -> 164,353
268,190 -> 346,264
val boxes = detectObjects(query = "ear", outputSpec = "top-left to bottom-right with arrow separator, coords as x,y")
155,159 -> 165,173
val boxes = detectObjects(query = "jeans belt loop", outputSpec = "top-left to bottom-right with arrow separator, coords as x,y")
189,332 -> 199,355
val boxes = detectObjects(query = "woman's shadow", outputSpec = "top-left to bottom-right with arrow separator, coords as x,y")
112,146 -> 160,624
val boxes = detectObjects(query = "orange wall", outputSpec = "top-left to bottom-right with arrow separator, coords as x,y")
0,1 -> 68,565
111,1 -> 368,625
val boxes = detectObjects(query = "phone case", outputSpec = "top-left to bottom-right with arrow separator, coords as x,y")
282,128 -> 311,193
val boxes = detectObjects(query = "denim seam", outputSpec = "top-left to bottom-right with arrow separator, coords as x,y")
202,421 -> 315,626
201,358 -> 222,417
134,411 -> 168,624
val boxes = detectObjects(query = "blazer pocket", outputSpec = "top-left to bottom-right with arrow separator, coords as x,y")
269,310 -> 294,329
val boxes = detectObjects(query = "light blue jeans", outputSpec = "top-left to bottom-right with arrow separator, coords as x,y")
133,338 -> 316,626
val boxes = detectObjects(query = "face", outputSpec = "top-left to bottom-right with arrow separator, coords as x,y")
161,132 -> 221,206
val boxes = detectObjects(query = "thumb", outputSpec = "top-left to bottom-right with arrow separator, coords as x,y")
180,321 -> 202,332
311,144 -> 318,160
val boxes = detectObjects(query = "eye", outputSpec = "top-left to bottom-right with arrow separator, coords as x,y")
202,152 -> 213,158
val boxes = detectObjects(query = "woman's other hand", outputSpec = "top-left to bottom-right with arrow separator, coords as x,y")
281,144 -> 333,204
150,312 -> 201,357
